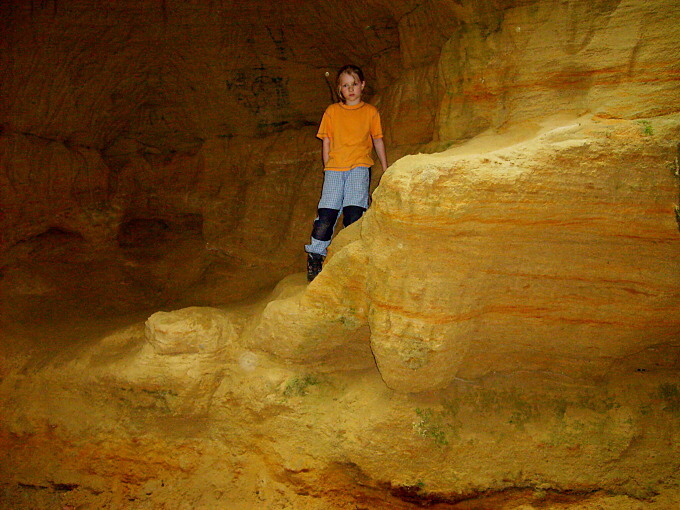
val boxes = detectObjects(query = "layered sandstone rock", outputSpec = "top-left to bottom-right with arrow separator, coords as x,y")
434,0 -> 680,141
252,115 -> 680,393
2,276 -> 679,508
365,115 -> 680,391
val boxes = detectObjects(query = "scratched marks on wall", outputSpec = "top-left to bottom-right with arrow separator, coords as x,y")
226,67 -> 290,115
225,66 -> 296,134
560,0 -> 623,55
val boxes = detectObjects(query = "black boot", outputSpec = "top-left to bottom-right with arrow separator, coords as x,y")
307,253 -> 325,282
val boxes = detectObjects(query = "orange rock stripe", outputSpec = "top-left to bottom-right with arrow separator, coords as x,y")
370,299 -> 680,328
479,269 -> 674,291
451,63 -> 680,102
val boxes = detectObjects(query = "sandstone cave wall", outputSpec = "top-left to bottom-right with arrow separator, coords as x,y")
0,0 -> 402,307
1,0 -> 678,309
241,0 -> 680,392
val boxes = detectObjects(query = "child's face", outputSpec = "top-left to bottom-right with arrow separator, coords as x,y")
338,72 -> 365,105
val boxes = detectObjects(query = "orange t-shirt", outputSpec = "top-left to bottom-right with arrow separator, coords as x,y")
316,101 -> 383,171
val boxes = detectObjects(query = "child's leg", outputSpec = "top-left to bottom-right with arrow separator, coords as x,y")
305,170 -> 344,257
306,208 -> 340,256
341,166 -> 370,225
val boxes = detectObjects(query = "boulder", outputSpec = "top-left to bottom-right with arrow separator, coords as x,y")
364,116 -> 680,391
145,306 -> 234,355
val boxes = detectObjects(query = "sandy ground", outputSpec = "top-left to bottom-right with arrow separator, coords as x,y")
1,276 -> 679,509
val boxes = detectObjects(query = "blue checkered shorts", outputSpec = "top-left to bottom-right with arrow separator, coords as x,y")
317,166 -> 370,210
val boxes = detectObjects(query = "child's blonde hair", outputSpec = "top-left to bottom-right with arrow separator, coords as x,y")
336,64 -> 365,103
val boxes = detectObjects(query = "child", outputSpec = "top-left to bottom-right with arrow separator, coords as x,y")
305,64 -> 388,282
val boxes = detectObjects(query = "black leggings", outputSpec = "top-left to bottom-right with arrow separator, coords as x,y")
311,206 -> 366,241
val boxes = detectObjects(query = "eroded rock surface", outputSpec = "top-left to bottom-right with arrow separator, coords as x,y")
363,116 -> 680,391
248,114 -> 680,396
1,298 -> 679,509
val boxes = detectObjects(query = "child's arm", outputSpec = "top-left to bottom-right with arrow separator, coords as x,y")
322,137 -> 331,168
373,137 -> 388,172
